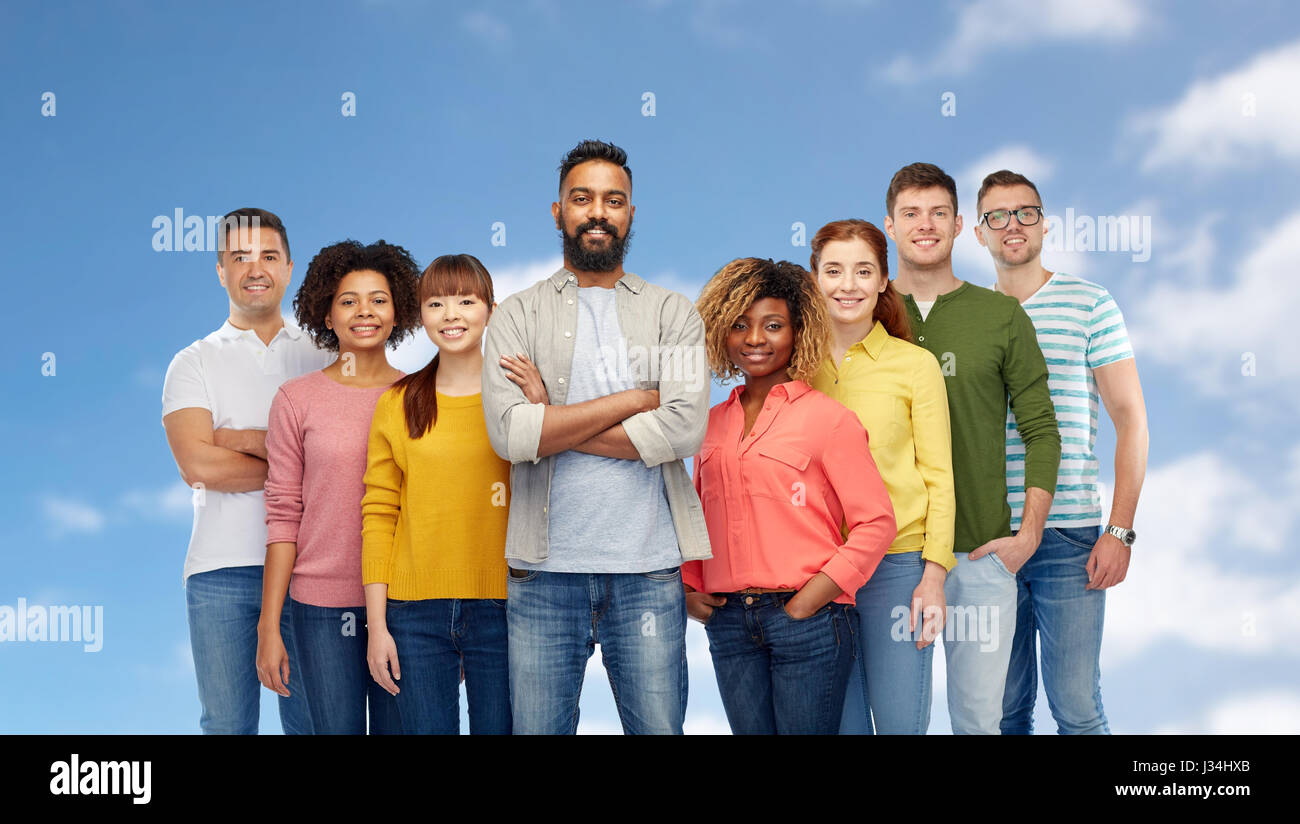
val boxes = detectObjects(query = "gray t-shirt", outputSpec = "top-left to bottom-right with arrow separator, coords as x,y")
515,286 -> 680,573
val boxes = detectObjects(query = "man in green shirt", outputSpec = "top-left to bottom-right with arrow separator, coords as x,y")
883,162 -> 1060,734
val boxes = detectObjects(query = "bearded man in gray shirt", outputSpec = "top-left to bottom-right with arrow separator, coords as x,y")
482,139 -> 711,734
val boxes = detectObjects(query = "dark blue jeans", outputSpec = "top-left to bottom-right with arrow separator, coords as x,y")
290,599 -> 400,735
385,597 -> 511,735
704,592 -> 856,735
185,565 -> 312,735
507,567 -> 688,735
1002,524 -> 1110,734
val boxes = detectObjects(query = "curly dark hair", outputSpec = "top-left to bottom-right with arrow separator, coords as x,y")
696,258 -> 830,384
293,239 -> 421,352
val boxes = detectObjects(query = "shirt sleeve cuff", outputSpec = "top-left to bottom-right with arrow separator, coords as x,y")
266,520 -> 299,545
820,552 -> 869,601
507,402 -> 545,464
622,410 -> 675,467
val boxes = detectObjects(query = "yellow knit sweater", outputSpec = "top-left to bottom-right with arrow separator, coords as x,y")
361,388 -> 510,599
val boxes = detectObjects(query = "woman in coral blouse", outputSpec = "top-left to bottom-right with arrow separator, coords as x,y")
809,219 -> 956,735
684,257 -> 897,735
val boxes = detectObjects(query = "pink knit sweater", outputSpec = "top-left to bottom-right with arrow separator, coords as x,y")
265,369 -> 401,607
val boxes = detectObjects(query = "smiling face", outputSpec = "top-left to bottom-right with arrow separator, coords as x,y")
552,159 -> 635,273
815,237 -> 888,328
975,183 -> 1047,268
324,269 -> 396,352
422,292 -> 492,355
885,185 -> 963,270
216,225 -> 292,317
727,296 -> 795,380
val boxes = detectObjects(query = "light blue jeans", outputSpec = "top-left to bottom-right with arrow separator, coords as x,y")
942,551 -> 1018,734
1001,524 -> 1109,734
185,564 -> 312,735
840,551 -> 933,734
506,567 -> 687,735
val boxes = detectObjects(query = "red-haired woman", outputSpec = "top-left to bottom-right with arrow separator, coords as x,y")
809,219 -> 957,735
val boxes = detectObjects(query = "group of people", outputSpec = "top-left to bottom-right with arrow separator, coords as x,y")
161,139 -> 1148,735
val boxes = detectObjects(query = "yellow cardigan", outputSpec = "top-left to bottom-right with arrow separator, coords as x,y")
361,388 -> 510,599
811,321 -> 957,572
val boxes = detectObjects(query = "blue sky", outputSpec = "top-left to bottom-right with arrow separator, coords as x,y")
2,0 -> 1298,733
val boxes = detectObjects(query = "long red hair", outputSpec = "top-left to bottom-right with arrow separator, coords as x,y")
809,219 -> 912,343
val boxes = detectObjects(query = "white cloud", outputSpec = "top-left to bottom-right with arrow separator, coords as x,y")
41,496 -> 105,536
119,485 -> 194,524
880,0 -> 1147,82
1127,209 -> 1300,401
1153,690 -> 1300,734
1132,38 -> 1300,173
460,11 -> 510,46
388,256 -> 561,374
1103,446 -> 1300,664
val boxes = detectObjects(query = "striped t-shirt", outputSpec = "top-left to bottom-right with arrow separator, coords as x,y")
1003,272 -> 1133,528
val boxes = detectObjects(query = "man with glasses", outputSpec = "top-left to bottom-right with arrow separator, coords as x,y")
975,170 -> 1148,734
883,162 -> 1061,734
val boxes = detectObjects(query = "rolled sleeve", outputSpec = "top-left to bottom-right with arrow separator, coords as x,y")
820,411 -> 898,596
623,296 -> 709,467
911,355 -> 957,572
481,295 -> 544,465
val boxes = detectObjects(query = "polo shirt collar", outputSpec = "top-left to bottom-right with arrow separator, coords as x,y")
215,315 -> 300,342
548,267 -> 645,294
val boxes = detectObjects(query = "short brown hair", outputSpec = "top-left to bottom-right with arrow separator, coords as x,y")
216,207 -> 290,263
976,169 -> 1042,214
886,162 -> 958,217
809,219 -> 912,343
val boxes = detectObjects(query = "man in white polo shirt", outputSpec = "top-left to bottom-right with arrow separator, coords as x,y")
162,208 -> 332,734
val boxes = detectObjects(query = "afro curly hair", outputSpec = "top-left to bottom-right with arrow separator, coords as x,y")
696,257 -> 830,384
293,239 -> 422,352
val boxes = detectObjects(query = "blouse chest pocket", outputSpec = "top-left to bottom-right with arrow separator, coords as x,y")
842,390 -> 909,452
750,443 -> 814,504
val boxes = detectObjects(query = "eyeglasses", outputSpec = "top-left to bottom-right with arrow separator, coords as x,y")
979,205 -> 1043,230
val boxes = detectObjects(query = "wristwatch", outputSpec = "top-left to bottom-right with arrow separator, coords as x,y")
1104,525 -> 1136,546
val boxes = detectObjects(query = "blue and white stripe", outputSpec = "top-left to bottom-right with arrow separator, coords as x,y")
1005,272 -> 1133,528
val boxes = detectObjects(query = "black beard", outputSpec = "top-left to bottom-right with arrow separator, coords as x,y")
561,219 -> 633,273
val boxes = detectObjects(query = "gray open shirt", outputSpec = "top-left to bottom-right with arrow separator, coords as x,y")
480,268 -> 713,566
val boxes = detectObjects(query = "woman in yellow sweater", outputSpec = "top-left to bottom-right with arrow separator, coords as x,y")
361,254 -> 534,734
808,219 -> 957,735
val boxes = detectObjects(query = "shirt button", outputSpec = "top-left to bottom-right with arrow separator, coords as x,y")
567,299 -> 574,305
558,377 -> 566,384
543,506 -> 548,513
564,331 -> 572,338
844,356 -> 851,361
918,336 -> 925,342
567,275 -> 575,282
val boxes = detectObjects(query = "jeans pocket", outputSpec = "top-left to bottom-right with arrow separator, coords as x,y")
1050,526 -> 1099,551
986,553 -> 1018,579
486,598 -> 507,608
507,567 -> 541,583
639,566 -> 681,582
781,601 -> 833,622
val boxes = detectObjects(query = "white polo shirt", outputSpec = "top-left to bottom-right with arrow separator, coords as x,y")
162,318 -> 334,582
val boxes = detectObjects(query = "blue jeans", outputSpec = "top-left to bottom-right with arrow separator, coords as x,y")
185,565 -> 312,735
942,551 -> 1018,734
1002,525 -> 1109,734
385,597 -> 511,735
507,567 -> 687,735
290,599 -> 400,735
705,592 -> 856,735
840,551 -> 933,734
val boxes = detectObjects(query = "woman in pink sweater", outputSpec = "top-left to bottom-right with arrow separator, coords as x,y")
256,240 -> 420,734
